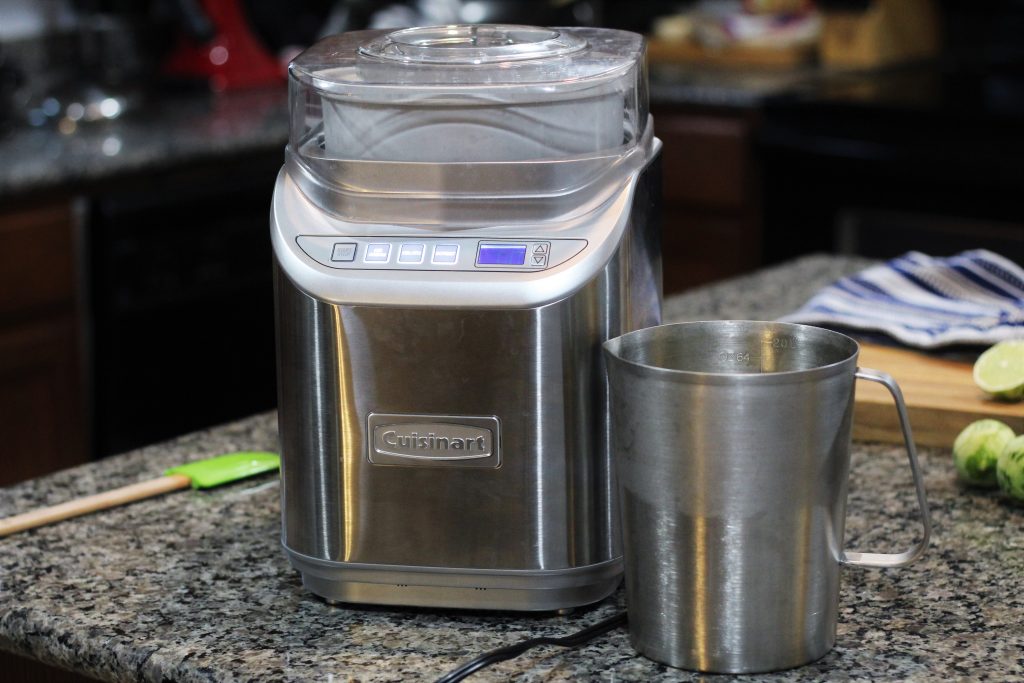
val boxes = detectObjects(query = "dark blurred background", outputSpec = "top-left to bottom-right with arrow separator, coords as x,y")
1,0 -> 1022,488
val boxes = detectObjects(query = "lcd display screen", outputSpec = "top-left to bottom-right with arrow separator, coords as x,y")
477,243 -> 527,266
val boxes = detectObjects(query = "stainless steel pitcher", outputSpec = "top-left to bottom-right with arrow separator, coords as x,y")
603,320 -> 931,674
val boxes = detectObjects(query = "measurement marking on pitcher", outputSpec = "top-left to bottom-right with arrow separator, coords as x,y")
759,336 -> 799,373
718,337 -> 798,372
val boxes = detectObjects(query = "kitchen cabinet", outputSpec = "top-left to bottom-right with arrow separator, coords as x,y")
0,85 -> 289,482
0,151 -> 280,489
1,653 -> 94,683
757,64 -> 1024,264
83,155 -> 279,458
0,202 -> 87,486
653,105 -> 763,293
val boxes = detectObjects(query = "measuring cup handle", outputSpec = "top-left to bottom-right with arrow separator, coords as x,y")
841,367 -> 932,569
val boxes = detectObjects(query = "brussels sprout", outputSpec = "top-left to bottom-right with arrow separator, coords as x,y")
996,435 -> 1024,501
952,419 -> 1015,487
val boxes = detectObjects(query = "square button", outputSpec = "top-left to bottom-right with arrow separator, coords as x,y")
432,244 -> 460,265
330,243 -> 357,262
364,243 -> 392,263
398,243 -> 425,264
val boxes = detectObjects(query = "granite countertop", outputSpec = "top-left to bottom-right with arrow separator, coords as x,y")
649,63 -> 827,109
2,255 -> 1022,682
0,87 -> 288,202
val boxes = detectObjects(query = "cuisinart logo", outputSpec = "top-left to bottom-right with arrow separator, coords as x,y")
367,414 -> 500,468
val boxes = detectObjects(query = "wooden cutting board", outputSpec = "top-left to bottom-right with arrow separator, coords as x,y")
854,342 -> 1024,448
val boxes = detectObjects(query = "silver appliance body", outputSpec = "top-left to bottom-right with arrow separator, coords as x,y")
272,25 -> 660,611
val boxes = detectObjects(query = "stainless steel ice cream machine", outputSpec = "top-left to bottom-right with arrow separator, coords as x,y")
271,24 -> 661,611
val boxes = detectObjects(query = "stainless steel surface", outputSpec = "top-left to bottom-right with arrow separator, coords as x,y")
603,321 -> 930,673
273,154 -> 661,609
843,369 -> 931,568
287,551 -> 622,611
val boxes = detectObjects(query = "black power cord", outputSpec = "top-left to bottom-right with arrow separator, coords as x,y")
435,611 -> 628,683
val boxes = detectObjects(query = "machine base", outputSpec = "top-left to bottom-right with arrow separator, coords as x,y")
285,546 -> 623,611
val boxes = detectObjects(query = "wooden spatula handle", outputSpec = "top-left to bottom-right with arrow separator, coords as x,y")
0,474 -> 192,538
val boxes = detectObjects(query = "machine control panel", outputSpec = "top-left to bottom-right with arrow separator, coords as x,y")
297,236 -> 587,272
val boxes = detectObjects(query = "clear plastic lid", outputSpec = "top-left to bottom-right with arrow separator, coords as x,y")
286,25 -> 651,224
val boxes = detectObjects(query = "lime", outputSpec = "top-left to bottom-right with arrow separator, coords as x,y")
952,419 -> 1016,487
973,340 -> 1024,401
996,434 -> 1024,502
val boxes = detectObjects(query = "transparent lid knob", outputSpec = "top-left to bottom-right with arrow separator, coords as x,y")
357,24 -> 588,64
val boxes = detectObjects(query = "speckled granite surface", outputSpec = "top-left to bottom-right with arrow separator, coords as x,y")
662,253 -> 877,324
648,64 -> 824,109
0,87 -> 288,201
2,255 -> 1022,682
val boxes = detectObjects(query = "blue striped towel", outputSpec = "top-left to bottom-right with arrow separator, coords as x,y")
781,250 -> 1024,348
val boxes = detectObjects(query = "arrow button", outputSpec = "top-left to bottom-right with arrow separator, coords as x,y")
533,243 -> 549,255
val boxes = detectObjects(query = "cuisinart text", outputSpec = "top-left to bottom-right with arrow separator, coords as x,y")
379,427 -> 487,454
367,415 -> 500,467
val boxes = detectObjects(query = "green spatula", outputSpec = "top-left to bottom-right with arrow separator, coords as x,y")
0,451 -> 279,538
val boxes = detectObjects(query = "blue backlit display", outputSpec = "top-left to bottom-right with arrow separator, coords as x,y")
477,243 -> 527,266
